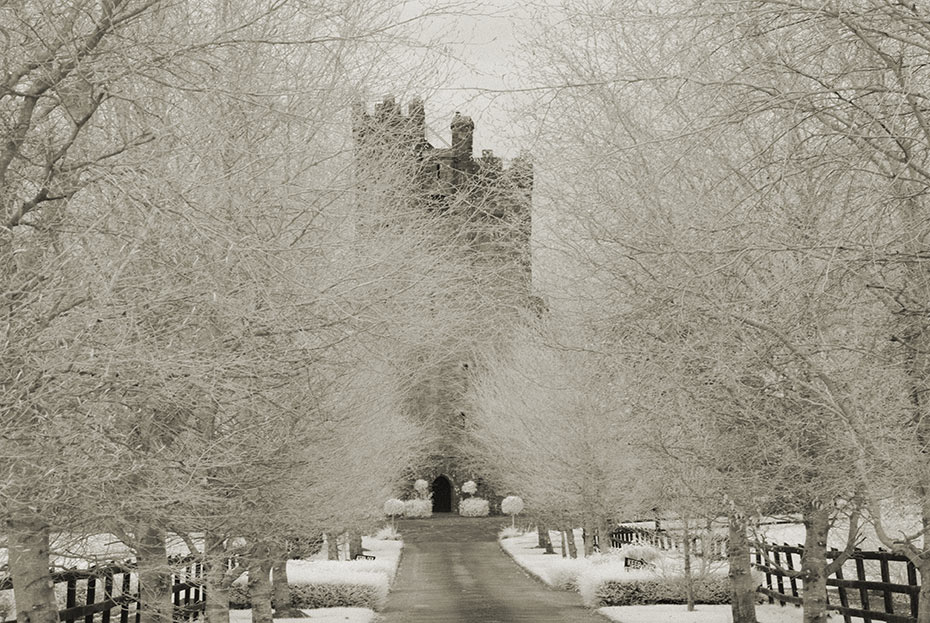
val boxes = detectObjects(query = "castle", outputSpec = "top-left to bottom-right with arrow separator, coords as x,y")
353,95 -> 534,513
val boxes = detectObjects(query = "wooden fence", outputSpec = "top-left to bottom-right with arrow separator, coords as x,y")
754,543 -> 919,623
609,525 -> 922,623
0,556 -> 206,623
609,525 -> 727,559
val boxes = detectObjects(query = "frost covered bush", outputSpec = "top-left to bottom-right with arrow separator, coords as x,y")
578,568 -> 731,607
458,497 -> 489,517
403,498 -> 432,518
500,495 -> 523,516
413,479 -> 428,496
230,560 -> 395,610
501,495 -> 524,527
383,498 -> 404,528
545,558 -> 590,591
383,498 -> 404,517
289,581 -> 388,610
461,480 -> 477,495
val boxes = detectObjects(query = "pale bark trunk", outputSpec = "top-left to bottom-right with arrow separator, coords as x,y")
247,546 -> 273,623
582,522 -> 595,557
565,528 -> 578,559
801,504 -> 831,623
536,526 -> 554,554
537,524 -> 547,548
683,517 -> 694,611
596,516 -> 612,553
136,525 -> 172,623
204,532 -> 232,623
271,558 -> 304,618
325,533 -> 339,561
7,513 -> 58,623
348,532 -> 362,560
560,530 -> 567,558
727,514 -> 759,623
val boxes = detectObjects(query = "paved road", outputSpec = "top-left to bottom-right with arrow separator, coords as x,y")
380,515 -> 606,622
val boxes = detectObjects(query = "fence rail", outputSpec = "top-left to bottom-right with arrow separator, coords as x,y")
609,524 -> 922,623
753,543 -> 919,623
0,556 -> 206,623
609,525 -> 727,559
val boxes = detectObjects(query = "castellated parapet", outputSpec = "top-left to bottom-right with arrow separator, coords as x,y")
354,95 -> 533,277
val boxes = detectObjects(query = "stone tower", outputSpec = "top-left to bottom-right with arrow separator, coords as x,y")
354,95 -> 533,513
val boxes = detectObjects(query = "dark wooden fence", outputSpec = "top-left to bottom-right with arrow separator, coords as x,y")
609,525 -> 727,559
0,556 -> 206,623
609,525 -> 922,623
754,543 -> 919,623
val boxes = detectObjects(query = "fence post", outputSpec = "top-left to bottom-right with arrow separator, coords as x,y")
907,560 -> 919,618
85,575 -> 97,623
66,576 -> 77,623
783,544 -> 799,601
102,570 -> 114,623
854,552 -> 872,623
833,558 -> 852,623
773,548 -> 786,598
877,551 -> 894,615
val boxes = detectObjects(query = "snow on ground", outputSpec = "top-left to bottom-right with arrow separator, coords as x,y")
599,604 -> 803,623
229,607 -> 376,623
500,528 -> 586,587
288,537 -> 403,584
500,529 -> 722,591
232,533 -> 403,622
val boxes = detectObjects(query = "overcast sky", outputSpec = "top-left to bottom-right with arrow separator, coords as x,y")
393,0 -> 539,160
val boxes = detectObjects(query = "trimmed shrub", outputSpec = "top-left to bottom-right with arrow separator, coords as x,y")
461,480 -> 477,495
383,499 -> 405,518
500,495 -> 524,516
581,571 -> 731,607
545,559 -> 590,591
458,497 -> 490,517
229,566 -> 391,611
403,499 -> 432,518
289,578 -> 388,610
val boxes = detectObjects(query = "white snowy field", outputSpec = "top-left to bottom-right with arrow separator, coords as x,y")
231,534 -> 402,622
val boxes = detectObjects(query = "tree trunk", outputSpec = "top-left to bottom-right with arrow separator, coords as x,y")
247,546 -> 273,623
348,532 -> 362,560
582,522 -> 595,557
204,532 -> 232,623
537,526 -> 554,554
596,515 -> 612,553
136,525 -> 172,623
682,517 -> 695,611
565,528 -> 578,559
7,512 -> 58,623
801,504 -> 831,623
727,514 -> 759,623
271,558 -> 304,618
560,530 -> 567,558
325,533 -> 339,561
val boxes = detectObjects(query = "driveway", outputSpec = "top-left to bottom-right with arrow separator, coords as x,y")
380,515 -> 606,622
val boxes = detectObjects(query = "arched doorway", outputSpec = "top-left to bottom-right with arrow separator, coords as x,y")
431,475 -> 452,513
